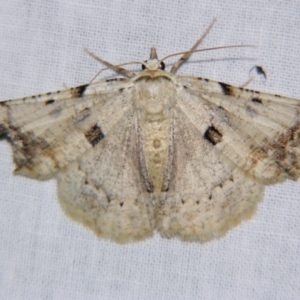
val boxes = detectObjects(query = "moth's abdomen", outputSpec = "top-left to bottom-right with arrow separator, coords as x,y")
134,78 -> 175,193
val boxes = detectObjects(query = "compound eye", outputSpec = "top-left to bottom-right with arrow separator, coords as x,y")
142,61 -> 147,70
159,61 -> 165,70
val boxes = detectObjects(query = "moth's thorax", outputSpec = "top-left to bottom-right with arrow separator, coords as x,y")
133,75 -> 175,193
134,74 -> 175,119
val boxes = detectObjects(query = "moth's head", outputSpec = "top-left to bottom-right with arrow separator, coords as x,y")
141,47 -> 165,71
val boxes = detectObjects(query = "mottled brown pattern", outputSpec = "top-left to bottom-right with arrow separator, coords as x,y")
15,130 -> 49,162
251,97 -> 262,104
84,124 -> 105,146
70,84 -> 88,98
204,126 -> 222,145
219,82 -> 235,96
45,99 -> 55,105
0,123 -> 7,135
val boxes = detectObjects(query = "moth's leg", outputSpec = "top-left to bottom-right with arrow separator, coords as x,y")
239,77 -> 254,88
240,66 -> 267,88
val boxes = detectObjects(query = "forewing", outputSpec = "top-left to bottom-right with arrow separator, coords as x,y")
0,79 -> 131,179
176,76 -> 300,183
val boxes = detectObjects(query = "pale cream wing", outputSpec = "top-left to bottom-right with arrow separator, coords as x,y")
157,77 -> 300,242
177,76 -> 300,183
57,109 -> 156,243
157,108 -> 264,242
0,79 -> 132,179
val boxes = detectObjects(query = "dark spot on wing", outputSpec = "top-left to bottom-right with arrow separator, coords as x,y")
197,77 -> 209,82
251,97 -> 262,104
146,185 -> 154,193
273,148 -> 286,161
75,108 -> 92,123
106,78 -> 117,82
49,107 -> 62,117
119,88 -> 124,92
219,82 -> 234,96
85,124 -> 105,146
45,99 -> 55,105
70,84 -> 89,97
204,126 -> 223,145
246,105 -> 258,117
120,202 -> 124,207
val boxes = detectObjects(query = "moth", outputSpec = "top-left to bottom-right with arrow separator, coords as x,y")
1,22 -> 299,243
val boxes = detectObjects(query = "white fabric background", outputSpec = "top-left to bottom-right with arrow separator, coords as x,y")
0,1 -> 300,299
